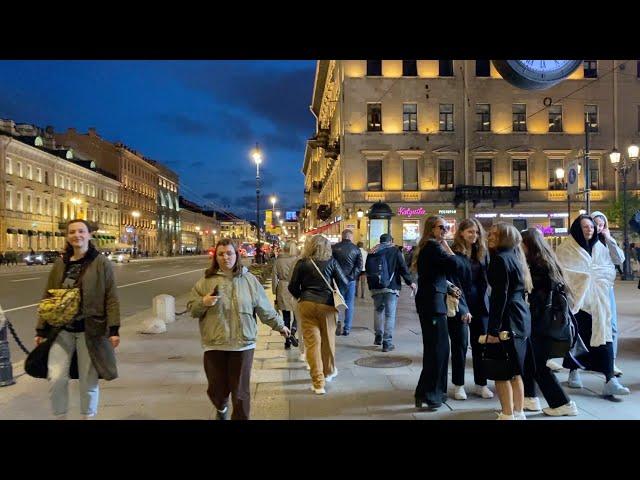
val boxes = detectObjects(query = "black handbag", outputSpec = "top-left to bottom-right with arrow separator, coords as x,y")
24,328 -> 79,379
544,285 -> 576,359
480,333 -> 517,381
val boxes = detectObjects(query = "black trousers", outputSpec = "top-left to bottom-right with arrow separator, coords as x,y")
447,316 -> 468,387
563,310 -> 614,381
415,313 -> 449,405
523,336 -> 570,408
282,310 -> 297,334
469,313 -> 489,386
203,349 -> 254,420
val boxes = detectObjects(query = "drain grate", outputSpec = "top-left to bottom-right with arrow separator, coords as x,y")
354,356 -> 412,368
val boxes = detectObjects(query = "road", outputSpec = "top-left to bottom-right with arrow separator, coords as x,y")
0,255 -> 213,363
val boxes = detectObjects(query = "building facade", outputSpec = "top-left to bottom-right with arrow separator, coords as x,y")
151,160 -> 180,255
304,60 -> 640,248
1,121 -> 121,253
55,128 -> 159,254
178,197 -> 218,253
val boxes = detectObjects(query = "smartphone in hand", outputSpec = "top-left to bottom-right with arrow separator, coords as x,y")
212,285 -> 219,297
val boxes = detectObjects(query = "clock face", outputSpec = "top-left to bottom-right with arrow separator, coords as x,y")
511,60 -> 583,82
492,60 -> 583,90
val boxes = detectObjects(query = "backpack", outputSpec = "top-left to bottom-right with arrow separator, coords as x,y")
365,250 -> 395,290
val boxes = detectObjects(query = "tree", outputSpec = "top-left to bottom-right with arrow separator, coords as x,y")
603,192 -> 640,228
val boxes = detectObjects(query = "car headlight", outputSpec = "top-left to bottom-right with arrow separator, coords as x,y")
36,255 -> 43,260
24,256 -> 31,261
118,255 -> 124,261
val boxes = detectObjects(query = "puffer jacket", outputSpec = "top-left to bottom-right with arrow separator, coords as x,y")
187,267 -> 285,349
288,257 -> 348,306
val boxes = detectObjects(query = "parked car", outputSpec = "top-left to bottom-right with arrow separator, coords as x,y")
24,250 -> 61,266
108,249 -> 132,263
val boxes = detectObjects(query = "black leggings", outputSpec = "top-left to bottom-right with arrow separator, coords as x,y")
523,337 -> 570,408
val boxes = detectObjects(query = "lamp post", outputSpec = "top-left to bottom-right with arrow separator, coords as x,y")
357,208 -> 364,230
555,167 -> 568,227
131,210 -> 141,257
252,143 -> 263,263
609,145 -> 638,280
270,195 -> 277,228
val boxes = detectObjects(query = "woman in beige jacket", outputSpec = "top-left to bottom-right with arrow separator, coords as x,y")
272,242 -> 301,351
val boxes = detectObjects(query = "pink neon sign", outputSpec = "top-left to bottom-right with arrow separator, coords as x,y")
398,207 -> 426,216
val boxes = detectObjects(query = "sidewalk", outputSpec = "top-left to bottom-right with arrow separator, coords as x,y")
1,280 -> 638,420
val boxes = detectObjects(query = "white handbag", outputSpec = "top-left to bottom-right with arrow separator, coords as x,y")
310,259 -> 348,313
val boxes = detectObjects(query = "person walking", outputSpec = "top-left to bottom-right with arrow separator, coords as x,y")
187,239 -> 289,420
486,223 -> 534,420
556,215 -> 631,399
288,234 -> 348,395
591,211 -> 624,376
34,219 -> 120,419
272,242 -> 300,349
365,234 -> 417,352
447,218 -> 493,400
356,241 -> 368,298
520,228 -> 579,417
413,216 -> 459,409
331,229 -> 362,336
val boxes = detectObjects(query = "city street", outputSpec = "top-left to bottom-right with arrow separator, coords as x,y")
0,255 -> 211,363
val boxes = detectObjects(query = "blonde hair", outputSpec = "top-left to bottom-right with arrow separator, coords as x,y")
452,218 -> 487,263
301,234 -> 332,261
490,222 -> 533,293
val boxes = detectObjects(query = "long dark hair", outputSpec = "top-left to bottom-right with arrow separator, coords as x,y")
204,238 -> 242,278
411,215 -> 444,272
452,218 -> 487,263
521,227 -> 574,303
63,219 -> 97,262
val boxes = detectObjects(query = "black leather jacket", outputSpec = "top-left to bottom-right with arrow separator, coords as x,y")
288,257 -> 348,306
331,240 -> 362,281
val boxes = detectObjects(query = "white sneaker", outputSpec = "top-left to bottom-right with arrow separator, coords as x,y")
81,414 -> 96,420
299,352 -> 306,362
523,397 -> 542,412
54,413 -> 67,420
496,412 -> 515,420
546,359 -> 563,372
310,386 -> 326,395
513,410 -> 527,420
453,385 -> 467,400
474,384 -> 494,399
543,400 -> 578,417
325,368 -> 338,382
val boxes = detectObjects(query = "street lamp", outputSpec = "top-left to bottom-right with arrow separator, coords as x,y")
609,145 -> 638,280
555,167 -> 569,227
357,208 -> 364,229
252,143 -> 263,262
131,210 -> 141,256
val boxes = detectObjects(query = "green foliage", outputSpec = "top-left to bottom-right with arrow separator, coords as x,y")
603,192 -> 640,228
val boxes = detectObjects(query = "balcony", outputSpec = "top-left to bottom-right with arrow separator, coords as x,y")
454,186 -> 520,208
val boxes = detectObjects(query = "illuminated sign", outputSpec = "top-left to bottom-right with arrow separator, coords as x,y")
402,221 -> 420,242
398,207 -> 426,216
285,211 -> 298,221
438,209 -> 457,215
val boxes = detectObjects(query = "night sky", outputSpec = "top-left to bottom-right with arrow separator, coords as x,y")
0,60 -> 316,220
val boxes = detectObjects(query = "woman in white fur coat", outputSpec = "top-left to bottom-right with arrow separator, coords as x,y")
556,215 -> 631,398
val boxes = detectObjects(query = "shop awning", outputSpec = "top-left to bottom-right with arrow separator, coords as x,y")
305,221 -> 337,235
17,229 -> 27,234
27,230 -> 36,236
6,228 -> 17,234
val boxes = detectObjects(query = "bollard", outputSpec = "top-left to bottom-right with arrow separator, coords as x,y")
0,306 -> 16,387
153,294 -> 176,324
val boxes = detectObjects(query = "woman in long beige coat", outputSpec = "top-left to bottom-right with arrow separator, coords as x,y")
272,242 -> 301,352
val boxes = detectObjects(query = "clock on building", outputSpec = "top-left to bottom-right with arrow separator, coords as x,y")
492,60 -> 583,90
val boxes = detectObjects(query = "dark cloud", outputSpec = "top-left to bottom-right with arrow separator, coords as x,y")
155,113 -> 212,136
179,63 -> 316,138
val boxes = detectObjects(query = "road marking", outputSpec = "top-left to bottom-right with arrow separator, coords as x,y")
10,277 -> 40,282
117,268 -> 202,288
3,303 -> 39,313
2,268 -> 203,312
138,270 -> 151,273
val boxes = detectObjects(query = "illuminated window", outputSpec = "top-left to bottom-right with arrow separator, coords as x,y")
403,103 -> 417,132
367,103 -> 382,131
585,104 -> 598,132
476,104 -> 491,131
512,104 -> 527,132
512,159 -> 528,190
548,158 -> 566,190
367,160 -> 383,191
475,159 -> 492,186
548,105 -> 563,132
438,159 -> 454,191
439,104 -> 454,131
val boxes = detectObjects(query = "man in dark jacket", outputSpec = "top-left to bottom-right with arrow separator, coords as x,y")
367,234 -> 416,352
331,229 -> 362,336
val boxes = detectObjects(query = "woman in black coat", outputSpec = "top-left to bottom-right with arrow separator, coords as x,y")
486,222 -> 533,420
413,215 -> 459,409
520,227 -> 578,416
448,218 -> 493,400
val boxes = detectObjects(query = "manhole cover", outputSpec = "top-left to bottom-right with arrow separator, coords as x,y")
354,356 -> 412,368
